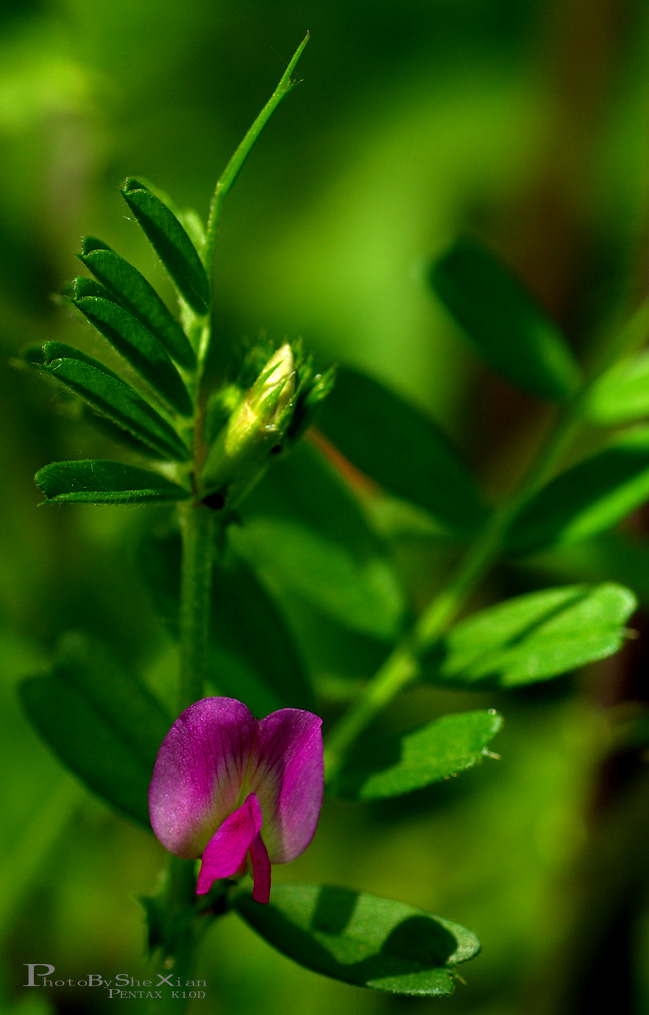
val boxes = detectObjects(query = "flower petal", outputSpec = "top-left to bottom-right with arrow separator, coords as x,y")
249,829 -> 271,904
149,697 -> 256,857
247,709 -> 324,863
196,793 -> 263,895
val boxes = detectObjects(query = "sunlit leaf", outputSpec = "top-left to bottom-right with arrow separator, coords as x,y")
235,884 -> 480,996
121,177 -> 210,315
19,633 -> 171,826
424,583 -> 636,688
232,444 -> 407,641
508,428 -> 649,553
232,519 -> 405,643
79,237 -> 196,369
585,352 -> 649,426
315,367 -> 487,534
430,239 -> 581,401
38,342 -> 190,462
71,277 -> 193,416
35,460 -> 191,505
330,710 -> 503,799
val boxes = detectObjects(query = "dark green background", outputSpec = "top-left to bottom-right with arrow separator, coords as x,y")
2,1 -> 649,1013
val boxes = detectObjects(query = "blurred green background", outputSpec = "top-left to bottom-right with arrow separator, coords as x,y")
3,0 -> 649,1013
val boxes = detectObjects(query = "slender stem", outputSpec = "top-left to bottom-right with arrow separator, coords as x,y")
201,32 -> 310,277
414,408 -> 582,645
151,37 -> 311,1012
177,502 -> 216,714
150,859 -> 199,1015
324,295 -> 649,778
153,467 -> 217,1015
323,645 -> 419,774
153,396 -> 217,1015
154,501 -> 215,1013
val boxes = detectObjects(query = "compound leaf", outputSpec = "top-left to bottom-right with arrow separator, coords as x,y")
121,177 -> 210,315
71,277 -> 192,416
38,342 -> 190,462
79,237 -> 195,369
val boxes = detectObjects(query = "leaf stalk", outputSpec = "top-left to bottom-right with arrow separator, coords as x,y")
202,32 -> 310,279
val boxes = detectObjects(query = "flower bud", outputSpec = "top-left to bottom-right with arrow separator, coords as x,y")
248,343 -> 295,422
200,344 -> 296,506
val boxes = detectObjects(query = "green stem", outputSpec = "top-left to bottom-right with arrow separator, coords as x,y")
414,407 -> 582,645
324,294 -> 649,778
151,859 -> 199,1015
177,502 -> 216,715
201,32 -> 310,278
151,37 -> 311,1011
323,410 -> 575,776
153,503 -> 217,1013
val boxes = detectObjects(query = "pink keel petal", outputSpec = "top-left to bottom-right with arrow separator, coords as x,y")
249,831 -> 271,904
196,794 -> 263,896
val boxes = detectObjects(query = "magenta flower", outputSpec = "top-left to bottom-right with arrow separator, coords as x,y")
149,697 -> 324,904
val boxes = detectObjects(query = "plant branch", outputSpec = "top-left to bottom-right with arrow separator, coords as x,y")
324,293 -> 649,779
177,501 -> 216,715
150,858 -> 200,1015
150,37 -> 314,1003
